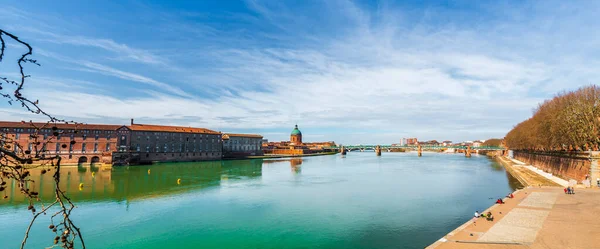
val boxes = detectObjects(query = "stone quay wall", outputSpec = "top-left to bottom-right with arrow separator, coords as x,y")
513,151 -> 600,183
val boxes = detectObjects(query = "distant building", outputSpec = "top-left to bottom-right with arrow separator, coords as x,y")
290,125 -> 302,145
222,133 -> 264,158
406,138 -> 418,146
400,138 -> 407,146
419,140 -> 440,146
442,141 -> 453,146
113,120 -> 222,164
303,141 -> 336,149
263,125 -> 335,155
473,141 -> 483,147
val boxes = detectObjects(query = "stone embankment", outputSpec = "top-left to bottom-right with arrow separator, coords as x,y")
496,157 -> 562,187
512,151 -> 599,183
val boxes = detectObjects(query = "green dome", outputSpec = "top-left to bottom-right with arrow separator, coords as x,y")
291,125 -> 302,136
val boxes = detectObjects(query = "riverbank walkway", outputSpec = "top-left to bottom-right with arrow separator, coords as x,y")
428,186 -> 600,249
428,155 -> 600,248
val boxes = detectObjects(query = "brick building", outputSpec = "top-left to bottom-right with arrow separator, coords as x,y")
0,121 -> 120,165
405,138 -> 418,146
0,119 -> 227,166
112,120 -> 222,165
222,133 -> 264,158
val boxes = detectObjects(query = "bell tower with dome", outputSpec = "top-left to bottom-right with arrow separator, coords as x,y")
290,124 -> 303,145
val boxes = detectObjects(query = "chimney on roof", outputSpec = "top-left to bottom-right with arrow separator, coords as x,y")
130,118 -> 134,125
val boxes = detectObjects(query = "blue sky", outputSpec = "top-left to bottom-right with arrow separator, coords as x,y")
0,0 -> 598,144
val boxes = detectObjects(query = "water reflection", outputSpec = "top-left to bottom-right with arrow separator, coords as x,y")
489,161 -> 523,190
0,159 -> 263,205
1,154 -> 523,249
291,159 -> 302,174
262,158 -> 303,174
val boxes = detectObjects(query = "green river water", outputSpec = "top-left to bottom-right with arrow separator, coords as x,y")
0,152 -> 521,249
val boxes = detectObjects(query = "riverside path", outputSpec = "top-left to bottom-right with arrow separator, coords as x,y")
427,186 -> 600,249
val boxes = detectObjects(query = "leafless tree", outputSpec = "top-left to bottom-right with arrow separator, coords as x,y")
1,29 -> 85,249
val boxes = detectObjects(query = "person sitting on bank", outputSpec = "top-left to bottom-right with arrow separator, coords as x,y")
506,193 -> 514,198
474,211 -> 480,218
496,198 -> 504,204
486,212 -> 494,221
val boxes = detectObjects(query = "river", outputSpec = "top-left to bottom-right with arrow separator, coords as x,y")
0,152 -> 521,249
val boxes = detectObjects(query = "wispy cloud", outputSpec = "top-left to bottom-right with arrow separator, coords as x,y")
11,27 -> 166,65
77,62 -> 191,97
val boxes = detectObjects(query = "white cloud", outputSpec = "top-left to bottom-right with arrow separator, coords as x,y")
1,0 -> 599,144
77,62 -> 191,97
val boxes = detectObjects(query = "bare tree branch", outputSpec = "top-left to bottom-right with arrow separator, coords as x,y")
0,28 -> 85,249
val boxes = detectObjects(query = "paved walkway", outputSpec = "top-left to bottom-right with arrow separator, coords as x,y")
427,187 -> 600,249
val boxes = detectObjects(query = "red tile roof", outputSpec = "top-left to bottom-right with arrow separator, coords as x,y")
128,124 -> 220,134
223,133 -> 263,139
0,121 -> 121,130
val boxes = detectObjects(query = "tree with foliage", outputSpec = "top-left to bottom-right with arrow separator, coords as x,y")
505,85 -> 600,151
482,138 -> 502,147
1,29 -> 85,249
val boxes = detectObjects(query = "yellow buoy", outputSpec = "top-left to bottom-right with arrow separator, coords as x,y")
148,169 -> 151,174
78,183 -> 83,190
177,178 -> 181,184
91,172 -> 95,177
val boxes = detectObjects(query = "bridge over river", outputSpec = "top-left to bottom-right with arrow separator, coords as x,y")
324,145 -> 505,157
325,145 -> 504,151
